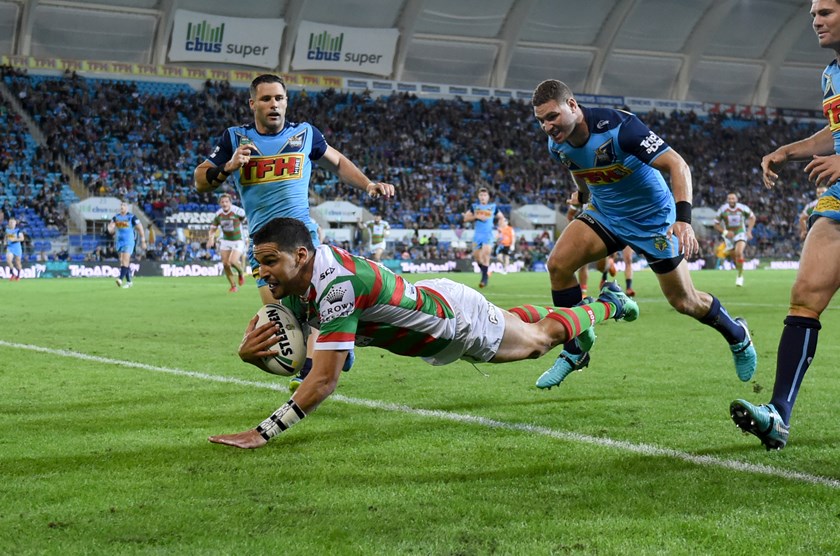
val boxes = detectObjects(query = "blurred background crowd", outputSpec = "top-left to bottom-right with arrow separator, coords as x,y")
0,67 -> 822,266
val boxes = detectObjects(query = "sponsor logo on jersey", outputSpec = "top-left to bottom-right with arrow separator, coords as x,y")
594,138 -> 616,166
596,119 -> 609,130
319,267 -> 336,281
823,93 -> 840,131
320,283 -> 356,323
640,131 -> 664,154
572,164 -> 632,186
240,154 -> 304,185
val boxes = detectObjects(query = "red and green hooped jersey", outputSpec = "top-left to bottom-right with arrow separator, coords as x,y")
282,245 -> 457,358
364,219 -> 390,244
212,206 -> 247,241
715,203 -> 753,234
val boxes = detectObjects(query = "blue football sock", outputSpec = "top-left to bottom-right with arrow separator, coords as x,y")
770,316 -> 820,425
699,296 -> 745,345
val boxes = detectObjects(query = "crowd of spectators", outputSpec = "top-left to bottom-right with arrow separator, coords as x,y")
0,67 -> 829,262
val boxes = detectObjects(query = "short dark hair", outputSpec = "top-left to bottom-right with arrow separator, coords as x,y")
478,187 -> 489,194
252,218 -> 314,253
250,74 -> 286,99
532,79 -> 574,107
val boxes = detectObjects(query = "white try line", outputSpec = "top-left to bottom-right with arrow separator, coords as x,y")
2,339 -> 838,490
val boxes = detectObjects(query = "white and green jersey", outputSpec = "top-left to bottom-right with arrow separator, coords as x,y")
715,203 -> 753,234
282,245 -> 457,358
212,206 -> 247,241
364,219 -> 390,245
801,198 -> 819,218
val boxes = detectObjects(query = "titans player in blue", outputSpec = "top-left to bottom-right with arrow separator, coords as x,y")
4,216 -> 24,281
194,74 -> 394,392
462,187 -> 502,288
730,0 -> 840,450
531,79 -> 756,390
108,202 -> 146,288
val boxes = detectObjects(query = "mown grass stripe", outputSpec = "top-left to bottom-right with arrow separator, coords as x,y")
3,339 -> 838,490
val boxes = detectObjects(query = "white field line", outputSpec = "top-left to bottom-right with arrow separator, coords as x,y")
2,339 -> 838,490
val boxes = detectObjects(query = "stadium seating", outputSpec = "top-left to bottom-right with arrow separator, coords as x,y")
0,68 -> 823,261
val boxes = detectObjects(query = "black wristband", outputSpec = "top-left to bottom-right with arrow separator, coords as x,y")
675,201 -> 692,224
205,166 -> 230,185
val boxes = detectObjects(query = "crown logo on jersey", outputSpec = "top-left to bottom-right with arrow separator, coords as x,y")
323,285 -> 346,304
594,138 -> 616,167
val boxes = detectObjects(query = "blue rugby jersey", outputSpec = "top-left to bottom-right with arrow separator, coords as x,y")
111,213 -> 138,243
547,106 -> 674,227
206,121 -> 328,235
471,202 -> 499,238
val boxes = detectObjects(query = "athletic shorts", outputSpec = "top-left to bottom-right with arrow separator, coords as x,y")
723,232 -> 747,252
116,239 -> 134,255
473,233 -> 493,249
369,241 -> 386,253
250,223 -> 320,287
219,239 -> 246,254
497,245 -> 512,256
417,278 -> 505,366
6,243 -> 22,258
578,209 -> 683,275
809,183 -> 840,227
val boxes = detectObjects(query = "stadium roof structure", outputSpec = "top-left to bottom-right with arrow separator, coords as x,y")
0,0 -> 828,109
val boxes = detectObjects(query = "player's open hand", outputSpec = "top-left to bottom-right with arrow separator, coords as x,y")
805,154 -> 840,187
367,181 -> 395,199
760,150 -> 787,188
238,315 -> 279,368
668,221 -> 699,259
208,429 -> 267,449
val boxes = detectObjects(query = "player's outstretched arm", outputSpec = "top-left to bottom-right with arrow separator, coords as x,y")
318,146 -> 395,198
209,349 -> 346,449
762,126 -> 833,188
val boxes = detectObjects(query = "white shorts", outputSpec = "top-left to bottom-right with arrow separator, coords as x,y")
219,239 -> 246,254
416,278 -> 505,366
369,241 -> 386,253
723,232 -> 747,252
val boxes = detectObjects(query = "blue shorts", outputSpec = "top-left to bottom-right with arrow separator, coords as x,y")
809,183 -> 840,227
116,240 -> 135,255
6,243 -> 22,258
249,223 -> 320,288
473,233 -> 493,249
579,208 -> 682,274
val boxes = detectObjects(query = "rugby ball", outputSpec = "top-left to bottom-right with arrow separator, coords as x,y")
254,303 -> 307,376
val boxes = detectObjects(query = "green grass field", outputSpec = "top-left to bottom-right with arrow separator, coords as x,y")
1,269 -> 839,555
